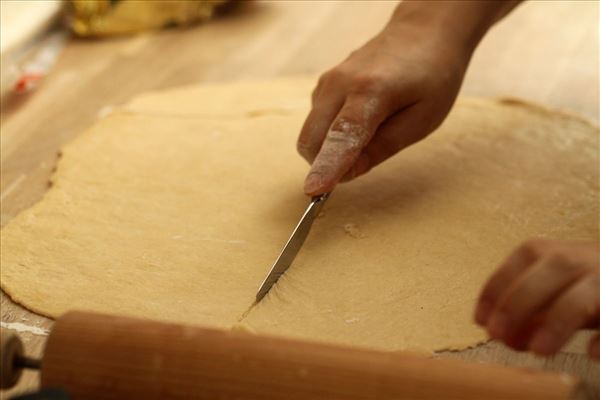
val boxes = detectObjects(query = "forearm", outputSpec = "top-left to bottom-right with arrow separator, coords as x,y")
385,1 -> 522,56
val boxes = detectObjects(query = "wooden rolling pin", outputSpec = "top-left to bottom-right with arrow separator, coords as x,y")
1,311 -> 587,399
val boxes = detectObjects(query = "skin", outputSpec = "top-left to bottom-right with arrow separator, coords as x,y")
476,240 -> 600,359
298,0 -> 519,196
298,0 -> 600,358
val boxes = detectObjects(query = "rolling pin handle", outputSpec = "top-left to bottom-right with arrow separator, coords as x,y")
1,330 -> 41,390
15,355 -> 42,370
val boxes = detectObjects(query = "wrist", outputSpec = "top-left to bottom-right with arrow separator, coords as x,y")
384,1 -> 519,57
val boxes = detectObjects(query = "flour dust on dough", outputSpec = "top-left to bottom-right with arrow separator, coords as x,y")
1,78 -> 598,353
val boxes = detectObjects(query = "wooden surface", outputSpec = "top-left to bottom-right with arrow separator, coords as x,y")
1,0 -> 598,398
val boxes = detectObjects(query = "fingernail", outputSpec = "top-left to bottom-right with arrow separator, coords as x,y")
488,313 -> 509,338
304,173 -> 323,195
475,300 -> 492,325
530,330 -> 557,355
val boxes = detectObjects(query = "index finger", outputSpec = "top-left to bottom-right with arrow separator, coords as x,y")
303,95 -> 387,195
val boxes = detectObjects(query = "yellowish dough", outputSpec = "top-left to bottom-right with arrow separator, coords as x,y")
1,79 -> 598,352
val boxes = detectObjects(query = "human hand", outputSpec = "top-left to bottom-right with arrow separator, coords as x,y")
297,20 -> 470,196
297,1 -> 522,196
475,239 -> 600,359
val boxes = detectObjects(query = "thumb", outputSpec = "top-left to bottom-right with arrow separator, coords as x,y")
341,102 -> 431,181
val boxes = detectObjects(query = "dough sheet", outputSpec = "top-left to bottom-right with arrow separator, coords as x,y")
1,79 -> 598,352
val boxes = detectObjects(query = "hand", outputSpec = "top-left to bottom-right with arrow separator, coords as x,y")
297,1 -> 521,196
475,239 -> 600,359
297,20 -> 470,196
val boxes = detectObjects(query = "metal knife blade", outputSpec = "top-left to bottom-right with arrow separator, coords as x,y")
255,192 -> 330,302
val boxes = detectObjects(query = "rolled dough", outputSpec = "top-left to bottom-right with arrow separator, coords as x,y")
1,79 -> 598,352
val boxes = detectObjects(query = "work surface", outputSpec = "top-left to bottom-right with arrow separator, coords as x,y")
1,1 -> 598,398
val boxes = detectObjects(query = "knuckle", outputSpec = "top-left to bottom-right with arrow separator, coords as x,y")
321,68 -> 346,84
316,72 -> 329,87
314,70 -> 340,102
350,72 -> 385,95
313,70 -> 342,101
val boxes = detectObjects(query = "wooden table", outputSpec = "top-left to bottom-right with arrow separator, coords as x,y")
1,1 -> 598,398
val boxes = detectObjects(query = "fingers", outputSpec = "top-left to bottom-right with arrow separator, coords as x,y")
340,102 -> 428,181
476,239 -> 600,357
297,92 -> 345,163
528,273 -> 600,355
485,255 -> 589,341
475,240 -> 542,325
303,94 -> 389,195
